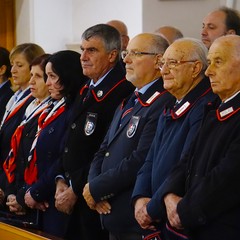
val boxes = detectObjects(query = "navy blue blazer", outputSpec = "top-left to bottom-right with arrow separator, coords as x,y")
88,78 -> 172,234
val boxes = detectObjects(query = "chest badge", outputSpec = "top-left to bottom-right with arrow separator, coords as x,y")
97,90 -> 103,97
126,116 -> 140,138
84,112 -> 98,136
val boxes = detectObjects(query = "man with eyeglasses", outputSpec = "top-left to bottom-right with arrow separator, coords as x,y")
83,33 -> 171,240
54,24 -> 134,240
132,38 -> 218,240
201,6 -> 240,49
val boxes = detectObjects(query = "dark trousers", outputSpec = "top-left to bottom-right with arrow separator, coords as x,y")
109,232 -> 143,240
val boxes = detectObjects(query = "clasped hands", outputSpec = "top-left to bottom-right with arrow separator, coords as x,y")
164,193 -> 183,230
83,183 -> 111,215
55,179 -> 78,215
134,197 -> 156,230
24,190 -> 49,211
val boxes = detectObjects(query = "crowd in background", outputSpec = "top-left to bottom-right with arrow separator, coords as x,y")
0,6 -> 239,240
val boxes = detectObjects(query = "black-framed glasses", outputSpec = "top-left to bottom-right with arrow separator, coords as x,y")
159,59 -> 197,70
121,50 -> 158,60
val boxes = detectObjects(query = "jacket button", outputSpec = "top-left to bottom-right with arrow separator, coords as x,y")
71,123 -> 76,129
105,152 -> 110,157
64,147 -> 68,153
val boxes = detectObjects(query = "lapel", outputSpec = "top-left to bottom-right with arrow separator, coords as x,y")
169,77 -> 212,119
108,78 -> 167,144
71,62 -> 127,121
216,92 -> 240,121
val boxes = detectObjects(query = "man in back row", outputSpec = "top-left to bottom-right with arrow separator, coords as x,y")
201,6 -> 240,49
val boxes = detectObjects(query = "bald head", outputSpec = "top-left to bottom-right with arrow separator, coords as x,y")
107,20 -> 129,50
155,26 -> 183,44
206,35 -> 240,101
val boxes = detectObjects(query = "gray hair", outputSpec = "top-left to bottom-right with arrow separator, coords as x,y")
174,37 -> 208,75
81,24 -> 121,55
149,34 -> 169,54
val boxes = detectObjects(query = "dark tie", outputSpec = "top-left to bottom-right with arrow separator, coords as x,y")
83,85 -> 94,102
120,92 -> 138,125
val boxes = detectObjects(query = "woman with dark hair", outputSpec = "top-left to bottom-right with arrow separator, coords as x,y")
20,50 -> 87,238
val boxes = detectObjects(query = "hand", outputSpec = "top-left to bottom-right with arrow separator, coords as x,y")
134,197 -> 155,230
83,183 -> 96,210
95,200 -> 111,214
24,191 -> 49,211
55,178 -> 68,199
6,194 -> 26,215
164,193 -> 183,229
55,186 -> 77,215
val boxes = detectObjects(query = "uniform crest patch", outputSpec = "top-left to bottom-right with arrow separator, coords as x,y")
126,116 -> 140,138
84,112 -> 98,136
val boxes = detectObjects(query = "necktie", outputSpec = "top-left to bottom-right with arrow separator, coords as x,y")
83,85 -> 94,102
120,92 -> 138,125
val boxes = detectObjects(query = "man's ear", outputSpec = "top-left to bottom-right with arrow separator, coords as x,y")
154,54 -> 162,69
227,29 -> 236,35
0,65 -> 7,75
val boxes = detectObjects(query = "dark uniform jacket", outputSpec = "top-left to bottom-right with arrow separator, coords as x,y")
88,78 -> 172,234
0,80 -> 14,122
56,62 -> 134,240
161,92 -> 240,240
132,78 -> 218,221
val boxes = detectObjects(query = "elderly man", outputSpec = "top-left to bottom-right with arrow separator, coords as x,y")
54,24 -> 134,240
83,33 -> 171,240
132,38 -> 218,239
201,6 -> 240,49
163,35 -> 240,240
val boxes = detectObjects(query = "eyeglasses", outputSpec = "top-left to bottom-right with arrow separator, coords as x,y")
159,59 -> 197,70
121,50 -> 158,60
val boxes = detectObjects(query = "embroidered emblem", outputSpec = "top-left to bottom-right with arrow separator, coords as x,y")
146,91 -> 160,104
220,107 -> 234,118
126,116 -> 140,138
175,101 -> 190,116
84,112 -> 98,136
97,90 -> 103,97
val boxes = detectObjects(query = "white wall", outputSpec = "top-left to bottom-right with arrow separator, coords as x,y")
15,0 -> 239,53
16,0 -> 73,53
142,0 -> 227,39
71,0 -> 142,42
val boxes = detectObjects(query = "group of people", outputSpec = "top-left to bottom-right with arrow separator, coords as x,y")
0,5 -> 239,240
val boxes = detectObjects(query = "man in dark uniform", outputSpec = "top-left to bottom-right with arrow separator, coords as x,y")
83,33 -> 171,240
163,35 -> 240,240
54,24 -> 134,240
132,38 -> 218,240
